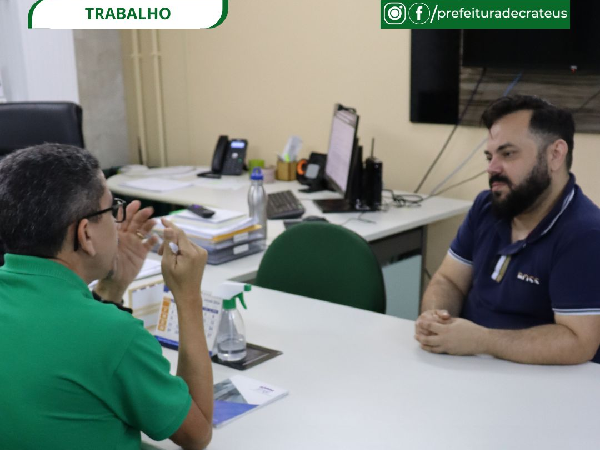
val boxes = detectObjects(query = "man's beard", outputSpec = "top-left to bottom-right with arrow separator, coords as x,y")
490,154 -> 551,219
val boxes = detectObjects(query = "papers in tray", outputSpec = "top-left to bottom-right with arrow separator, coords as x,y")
155,216 -> 261,243
119,178 -> 193,192
213,375 -> 289,428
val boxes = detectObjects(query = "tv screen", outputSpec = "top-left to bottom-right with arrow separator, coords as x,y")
462,3 -> 600,70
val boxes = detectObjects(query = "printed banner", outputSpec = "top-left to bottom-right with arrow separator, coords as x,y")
29,0 -> 227,29
381,0 -> 570,29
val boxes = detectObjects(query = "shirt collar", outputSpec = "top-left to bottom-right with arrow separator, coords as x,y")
497,173 -> 576,255
1,254 -> 93,299
526,173 -> 576,243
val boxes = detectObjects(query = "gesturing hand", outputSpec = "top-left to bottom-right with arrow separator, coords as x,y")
159,218 -> 208,308
95,200 -> 157,303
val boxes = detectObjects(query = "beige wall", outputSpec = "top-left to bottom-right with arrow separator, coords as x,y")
120,0 -> 600,275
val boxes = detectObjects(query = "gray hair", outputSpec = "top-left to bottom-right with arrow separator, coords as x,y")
0,143 -> 105,257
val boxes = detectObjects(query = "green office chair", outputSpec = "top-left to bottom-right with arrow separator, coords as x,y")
255,222 -> 386,313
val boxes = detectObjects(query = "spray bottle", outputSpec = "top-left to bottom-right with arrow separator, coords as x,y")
214,282 -> 251,362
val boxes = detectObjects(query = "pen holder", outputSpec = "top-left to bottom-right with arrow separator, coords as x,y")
276,160 -> 297,181
263,166 -> 276,184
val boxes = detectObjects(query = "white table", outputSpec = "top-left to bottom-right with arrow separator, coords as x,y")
107,171 -> 470,243
109,171 -> 471,317
142,286 -> 600,450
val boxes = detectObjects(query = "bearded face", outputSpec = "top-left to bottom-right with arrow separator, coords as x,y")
489,149 -> 551,219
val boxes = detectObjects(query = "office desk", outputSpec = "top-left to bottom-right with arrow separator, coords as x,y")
108,172 -> 471,318
142,286 -> 600,450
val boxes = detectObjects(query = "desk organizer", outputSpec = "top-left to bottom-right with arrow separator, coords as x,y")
276,160 -> 297,181
205,238 -> 266,265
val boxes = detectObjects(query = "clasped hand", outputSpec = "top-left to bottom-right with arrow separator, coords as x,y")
414,310 -> 486,356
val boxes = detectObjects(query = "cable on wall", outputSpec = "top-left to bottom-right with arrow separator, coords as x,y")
427,71 -> 523,197
414,67 -> 487,194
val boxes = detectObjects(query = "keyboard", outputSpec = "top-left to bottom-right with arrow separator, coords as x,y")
267,190 -> 305,220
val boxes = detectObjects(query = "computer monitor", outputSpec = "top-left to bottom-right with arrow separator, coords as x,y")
324,104 -> 359,197
314,104 -> 370,213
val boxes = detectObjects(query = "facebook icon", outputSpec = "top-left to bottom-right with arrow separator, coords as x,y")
408,2 -> 431,24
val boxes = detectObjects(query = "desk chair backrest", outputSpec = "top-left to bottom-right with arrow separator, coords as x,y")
0,102 -> 85,266
255,222 -> 386,313
0,102 -> 85,158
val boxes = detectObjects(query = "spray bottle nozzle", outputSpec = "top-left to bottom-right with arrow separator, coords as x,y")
216,282 -> 251,310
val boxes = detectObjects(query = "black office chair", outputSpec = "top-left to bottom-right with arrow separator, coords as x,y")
0,101 -> 85,158
0,102 -> 85,265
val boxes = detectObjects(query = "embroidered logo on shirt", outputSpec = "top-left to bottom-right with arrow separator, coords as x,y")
517,272 -> 540,285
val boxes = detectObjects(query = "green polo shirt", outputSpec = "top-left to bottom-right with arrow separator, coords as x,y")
0,254 -> 192,450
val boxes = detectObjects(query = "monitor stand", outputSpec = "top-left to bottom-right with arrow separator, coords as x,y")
313,198 -> 372,214
298,186 -> 328,194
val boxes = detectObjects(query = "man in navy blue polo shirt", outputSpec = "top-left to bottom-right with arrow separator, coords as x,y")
415,95 -> 600,364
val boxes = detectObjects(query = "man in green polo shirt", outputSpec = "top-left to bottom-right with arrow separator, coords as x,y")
0,144 -> 212,450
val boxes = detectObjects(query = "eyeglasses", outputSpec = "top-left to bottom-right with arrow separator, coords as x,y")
74,198 -> 127,251
82,198 -> 127,223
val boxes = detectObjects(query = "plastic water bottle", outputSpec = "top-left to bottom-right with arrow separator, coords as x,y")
215,282 -> 251,362
248,167 -> 267,239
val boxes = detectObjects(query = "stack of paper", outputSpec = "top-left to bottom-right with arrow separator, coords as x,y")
120,178 -> 193,192
154,210 -> 266,264
156,216 -> 259,244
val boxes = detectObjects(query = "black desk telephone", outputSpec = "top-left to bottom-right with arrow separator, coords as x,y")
198,135 -> 247,178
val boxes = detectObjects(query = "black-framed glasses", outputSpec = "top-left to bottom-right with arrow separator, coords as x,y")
83,198 -> 127,223
74,198 -> 127,251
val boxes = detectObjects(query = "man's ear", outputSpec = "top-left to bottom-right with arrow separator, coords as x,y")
549,139 -> 568,172
76,219 -> 97,256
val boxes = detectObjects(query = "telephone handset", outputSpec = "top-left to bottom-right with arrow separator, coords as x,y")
199,135 -> 248,178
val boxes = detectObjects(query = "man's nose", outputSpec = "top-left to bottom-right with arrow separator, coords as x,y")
487,155 -> 502,175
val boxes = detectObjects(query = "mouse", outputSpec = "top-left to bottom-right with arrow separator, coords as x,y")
302,216 -> 329,222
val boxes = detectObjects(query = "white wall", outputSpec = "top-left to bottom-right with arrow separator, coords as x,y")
0,0 -> 78,102
0,0 -> 29,100
0,7 -> 129,168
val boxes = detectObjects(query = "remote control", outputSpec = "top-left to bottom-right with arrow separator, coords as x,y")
187,204 -> 216,218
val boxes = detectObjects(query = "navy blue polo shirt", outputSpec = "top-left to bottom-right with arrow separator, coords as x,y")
450,174 -> 600,363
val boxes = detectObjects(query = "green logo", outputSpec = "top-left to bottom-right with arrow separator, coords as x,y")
381,0 -> 570,29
